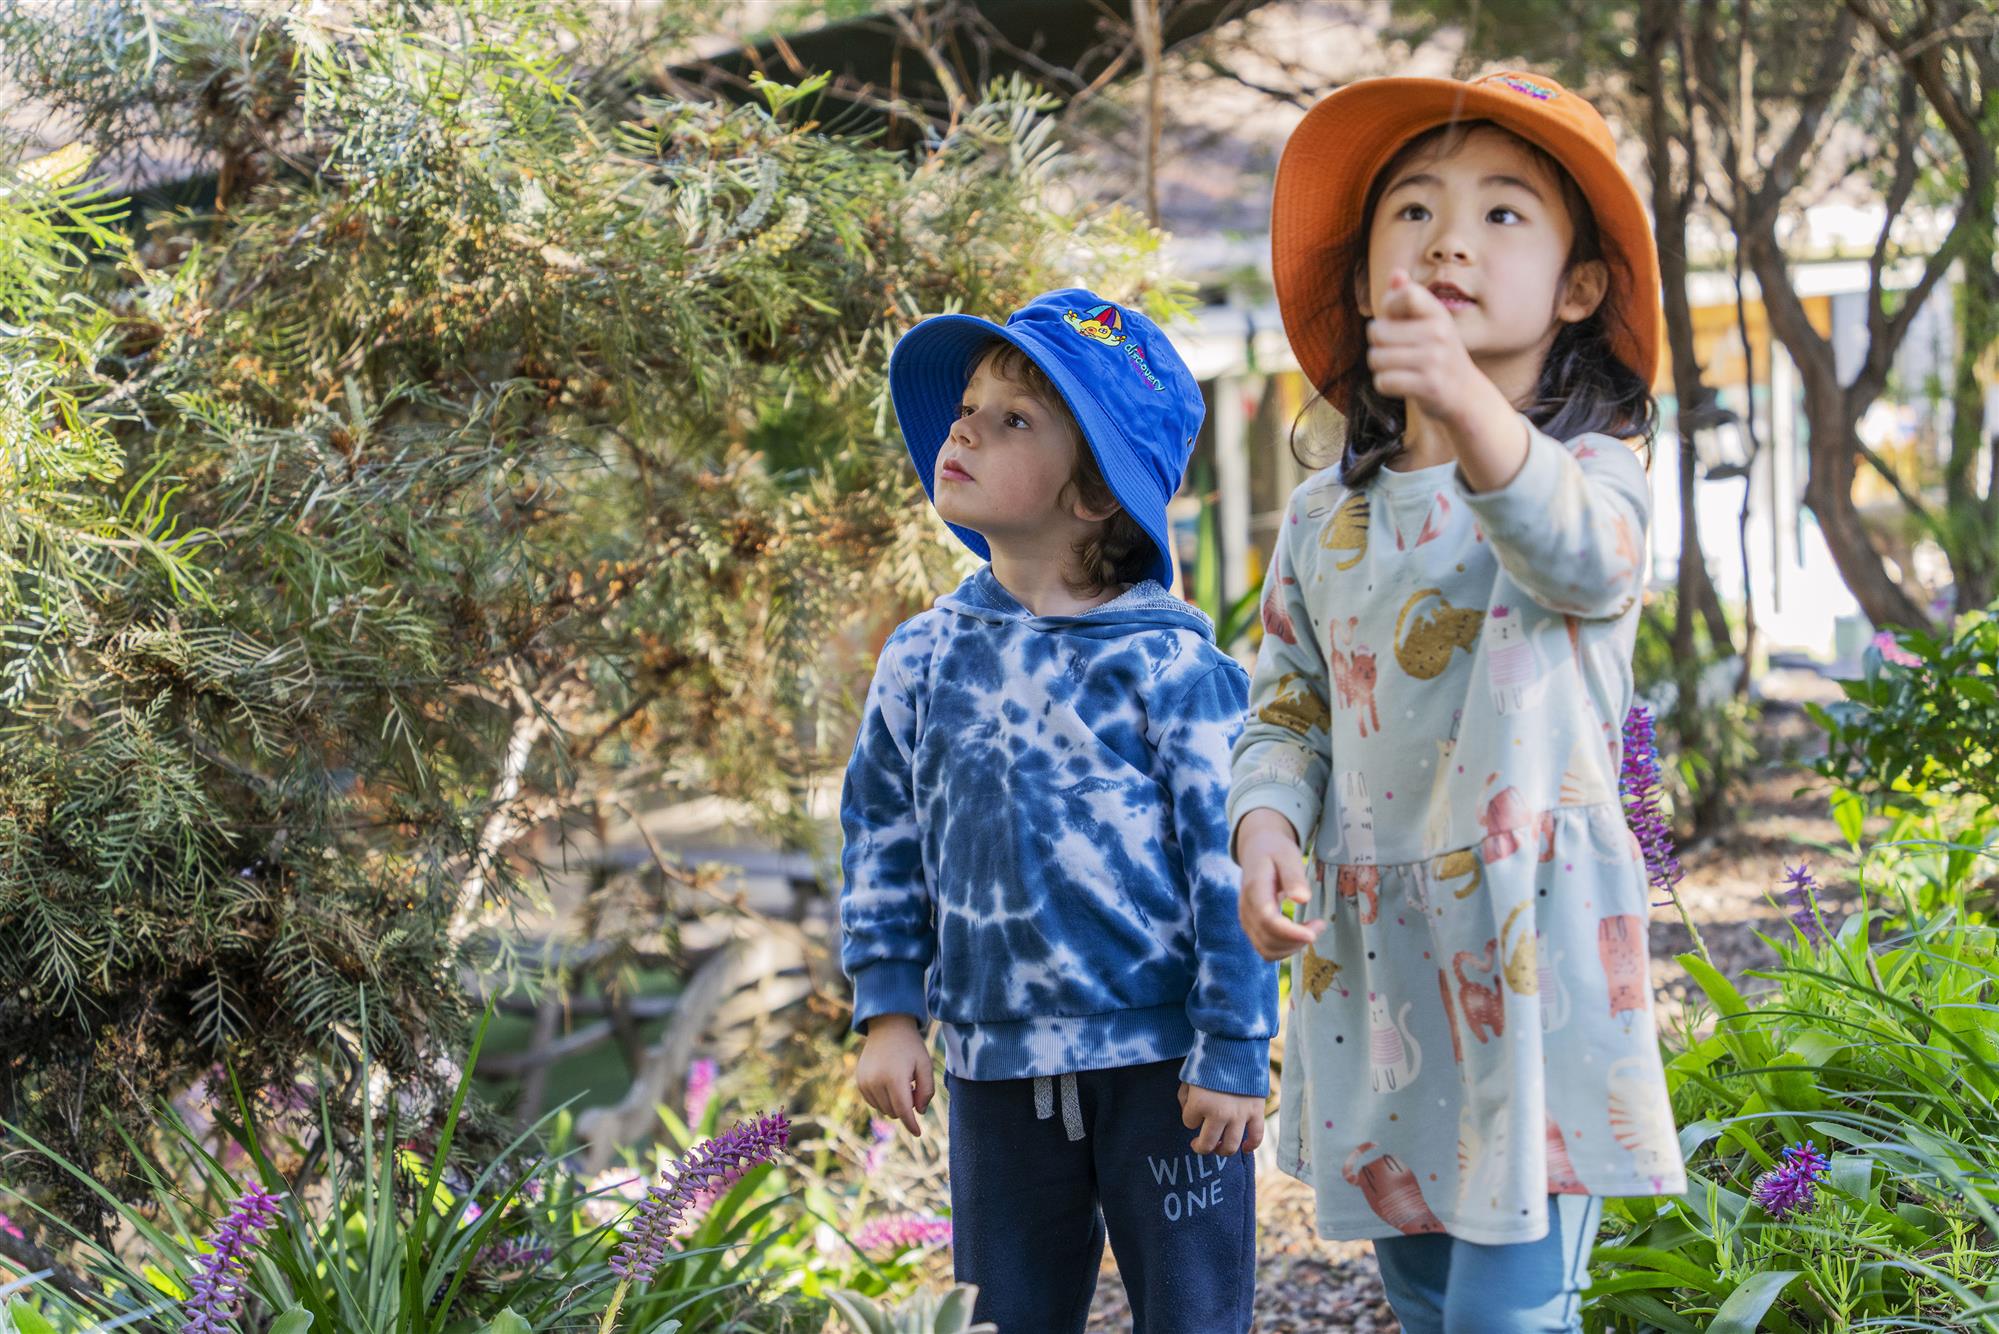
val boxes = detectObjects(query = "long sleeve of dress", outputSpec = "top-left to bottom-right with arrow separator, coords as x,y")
1228,491 -> 1333,849
837,635 -> 932,1034
1457,423 -> 1650,621
1155,662 -> 1278,1097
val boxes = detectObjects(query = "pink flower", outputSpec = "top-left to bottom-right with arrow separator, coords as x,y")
851,1213 -> 953,1254
1871,631 -> 1921,669
684,1058 -> 717,1127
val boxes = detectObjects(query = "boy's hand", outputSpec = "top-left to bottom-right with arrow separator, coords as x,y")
855,1014 -> 934,1136
1179,1083 -> 1265,1156
1236,808 -> 1323,961
1366,269 -> 1491,427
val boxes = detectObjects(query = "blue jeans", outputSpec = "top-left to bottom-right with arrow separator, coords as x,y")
1372,1195 -> 1601,1334
945,1058 -> 1256,1334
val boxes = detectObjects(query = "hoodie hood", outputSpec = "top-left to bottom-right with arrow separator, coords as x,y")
935,566 -> 1216,642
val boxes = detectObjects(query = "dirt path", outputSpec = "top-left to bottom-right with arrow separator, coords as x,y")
1086,703 -> 1848,1332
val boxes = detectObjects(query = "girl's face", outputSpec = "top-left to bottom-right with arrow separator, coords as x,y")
933,357 -> 1110,546
1359,125 -> 1606,401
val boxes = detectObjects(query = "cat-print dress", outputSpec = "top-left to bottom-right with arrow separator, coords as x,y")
1228,422 -> 1686,1246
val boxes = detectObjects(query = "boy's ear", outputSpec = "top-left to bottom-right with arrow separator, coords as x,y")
1069,491 -> 1122,524
1557,259 -> 1609,324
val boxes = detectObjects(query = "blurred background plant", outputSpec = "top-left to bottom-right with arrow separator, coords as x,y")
0,0 -> 1177,1238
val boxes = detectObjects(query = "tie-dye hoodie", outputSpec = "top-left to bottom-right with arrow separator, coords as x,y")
838,567 -> 1278,1096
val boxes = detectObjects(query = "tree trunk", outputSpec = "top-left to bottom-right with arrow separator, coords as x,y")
1739,231 -> 1935,630
1639,0 -> 1733,660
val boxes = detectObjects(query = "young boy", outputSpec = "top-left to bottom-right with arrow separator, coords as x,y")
839,289 -> 1277,1334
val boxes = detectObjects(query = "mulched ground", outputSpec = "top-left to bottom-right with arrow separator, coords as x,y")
1085,698 -> 1849,1332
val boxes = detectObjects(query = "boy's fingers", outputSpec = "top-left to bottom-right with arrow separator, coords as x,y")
1243,1111 -> 1266,1154
914,1060 -> 935,1112
1218,1117 -> 1246,1157
888,1082 -> 921,1137
1181,1098 -> 1203,1132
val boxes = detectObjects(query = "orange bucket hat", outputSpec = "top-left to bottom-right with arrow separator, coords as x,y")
1270,69 -> 1660,411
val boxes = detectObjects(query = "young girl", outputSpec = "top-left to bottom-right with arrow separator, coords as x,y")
1229,71 -> 1685,1332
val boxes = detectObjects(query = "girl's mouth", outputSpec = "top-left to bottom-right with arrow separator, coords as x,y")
1428,282 -> 1476,309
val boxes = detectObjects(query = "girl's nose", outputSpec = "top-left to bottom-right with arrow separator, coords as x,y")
1427,231 -> 1470,264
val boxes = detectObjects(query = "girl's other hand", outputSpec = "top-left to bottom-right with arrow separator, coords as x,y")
1234,808 -> 1323,961
855,1013 -> 934,1136
1365,268 -> 1481,424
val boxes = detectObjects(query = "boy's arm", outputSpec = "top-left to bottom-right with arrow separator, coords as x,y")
1456,424 -> 1651,621
838,637 -> 933,1033
1162,661 -> 1280,1098
1228,500 -> 1333,852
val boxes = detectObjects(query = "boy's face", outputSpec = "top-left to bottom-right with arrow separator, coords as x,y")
933,356 -> 1108,545
1359,126 -> 1606,396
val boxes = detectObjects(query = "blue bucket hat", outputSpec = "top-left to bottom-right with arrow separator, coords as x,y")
887,288 -> 1205,591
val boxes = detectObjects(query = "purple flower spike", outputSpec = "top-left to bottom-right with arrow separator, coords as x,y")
1620,706 -> 1683,904
1782,863 -> 1827,945
1753,1142 -> 1831,1220
610,1111 -> 790,1285
179,1182 -> 284,1333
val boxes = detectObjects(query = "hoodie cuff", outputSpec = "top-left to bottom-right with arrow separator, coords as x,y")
849,960 -> 930,1035
1179,1033 -> 1271,1098
1228,782 -> 1317,860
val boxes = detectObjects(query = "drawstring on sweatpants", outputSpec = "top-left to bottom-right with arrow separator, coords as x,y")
1032,1072 -> 1085,1141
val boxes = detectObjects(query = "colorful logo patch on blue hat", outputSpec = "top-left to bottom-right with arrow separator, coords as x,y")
1062,304 -> 1166,392
1495,74 -> 1556,101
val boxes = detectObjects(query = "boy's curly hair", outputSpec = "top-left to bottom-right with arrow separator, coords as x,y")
973,342 -> 1153,598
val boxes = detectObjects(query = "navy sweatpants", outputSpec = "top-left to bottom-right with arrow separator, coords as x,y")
945,1057 -> 1256,1334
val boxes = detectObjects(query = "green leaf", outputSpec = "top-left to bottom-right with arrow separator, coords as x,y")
1830,787 -> 1865,849
1710,1270 -> 1800,1333
482,1310 -> 530,1334
825,1288 -> 891,1334
4,1302 -> 58,1334
935,1283 -> 979,1331
270,1309 -> 315,1334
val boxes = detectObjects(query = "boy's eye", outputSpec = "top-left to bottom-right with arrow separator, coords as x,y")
957,404 -> 975,418
1005,411 -> 1030,429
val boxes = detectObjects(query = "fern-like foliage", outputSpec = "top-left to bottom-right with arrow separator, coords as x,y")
0,0 -> 1183,1232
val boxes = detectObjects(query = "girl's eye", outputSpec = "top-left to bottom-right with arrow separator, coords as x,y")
1488,206 -> 1523,224
1397,203 -> 1430,221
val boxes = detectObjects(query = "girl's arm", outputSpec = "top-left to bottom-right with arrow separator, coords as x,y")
1156,661 -> 1280,1098
837,631 -> 934,1034
1457,426 -> 1650,620
1228,494 -> 1333,853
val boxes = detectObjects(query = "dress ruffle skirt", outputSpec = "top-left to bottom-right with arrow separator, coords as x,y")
1277,802 -> 1687,1245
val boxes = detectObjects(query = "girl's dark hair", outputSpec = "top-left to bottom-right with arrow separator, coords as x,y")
971,342 -> 1152,597
1294,120 -> 1658,488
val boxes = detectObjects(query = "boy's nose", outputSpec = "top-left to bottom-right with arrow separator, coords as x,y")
947,412 -> 980,447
